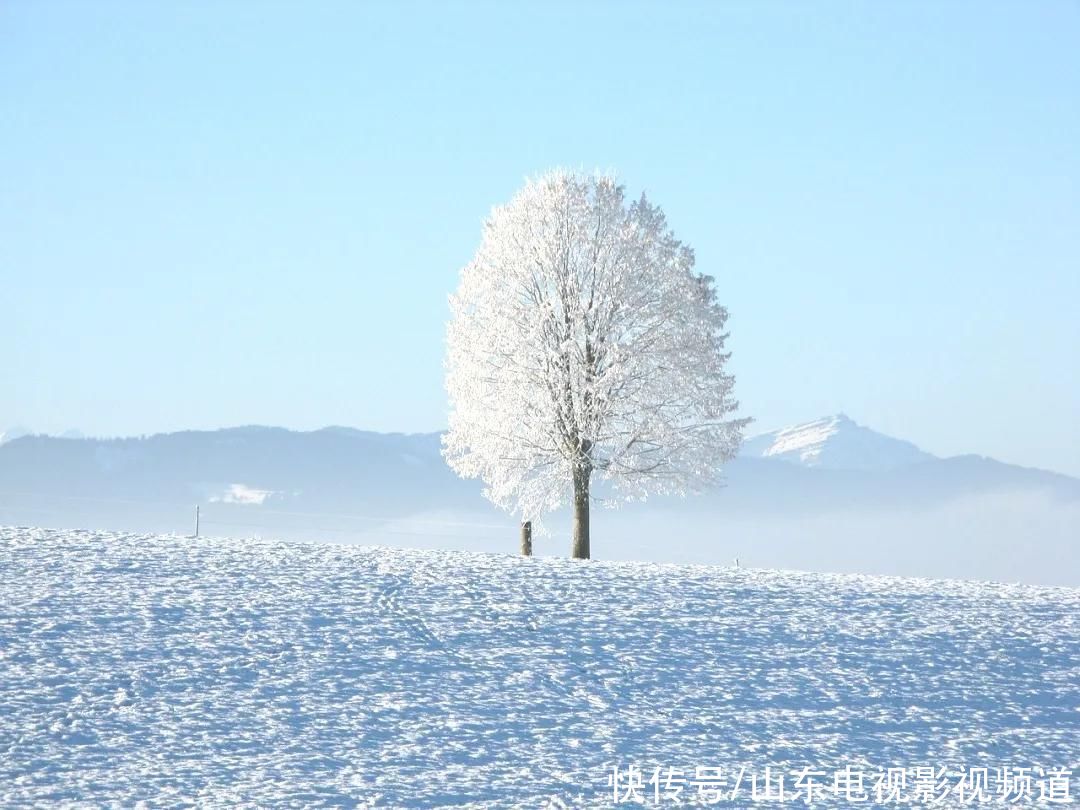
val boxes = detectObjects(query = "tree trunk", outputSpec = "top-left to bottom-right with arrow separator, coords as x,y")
571,464 -> 591,559
520,521 -> 532,556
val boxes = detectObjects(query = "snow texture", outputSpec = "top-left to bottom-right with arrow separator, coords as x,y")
1,527 -> 1077,807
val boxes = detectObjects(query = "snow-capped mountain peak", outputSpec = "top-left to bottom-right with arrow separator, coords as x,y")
758,413 -> 853,464
740,413 -> 935,471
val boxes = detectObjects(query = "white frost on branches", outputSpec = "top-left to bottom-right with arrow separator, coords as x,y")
443,170 -> 749,525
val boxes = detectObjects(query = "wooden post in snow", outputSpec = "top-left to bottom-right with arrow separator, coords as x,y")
520,520 -> 532,556
195,505 -> 200,538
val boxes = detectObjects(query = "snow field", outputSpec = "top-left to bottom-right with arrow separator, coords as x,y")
1,527 -> 1077,807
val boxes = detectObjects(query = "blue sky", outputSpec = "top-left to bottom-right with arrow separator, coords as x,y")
3,1 -> 1078,477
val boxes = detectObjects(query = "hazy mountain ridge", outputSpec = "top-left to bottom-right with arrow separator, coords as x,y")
1,417 -> 1077,585
0,427 -> 31,446
0,426 -> 477,513
2,416 -> 1076,512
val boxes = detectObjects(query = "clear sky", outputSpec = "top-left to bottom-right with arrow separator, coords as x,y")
3,1 -> 1078,477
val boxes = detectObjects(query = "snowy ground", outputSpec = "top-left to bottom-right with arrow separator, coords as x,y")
1,527 -> 1077,808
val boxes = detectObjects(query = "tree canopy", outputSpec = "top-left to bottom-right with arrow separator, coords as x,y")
444,170 -> 749,557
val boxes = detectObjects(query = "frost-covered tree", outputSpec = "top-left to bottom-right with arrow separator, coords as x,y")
443,170 -> 749,559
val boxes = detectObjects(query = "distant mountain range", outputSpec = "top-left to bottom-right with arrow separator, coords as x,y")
1,416 -> 1077,585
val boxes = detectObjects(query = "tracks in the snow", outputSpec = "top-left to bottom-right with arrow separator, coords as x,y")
375,574 -> 448,652
376,565 -> 632,715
